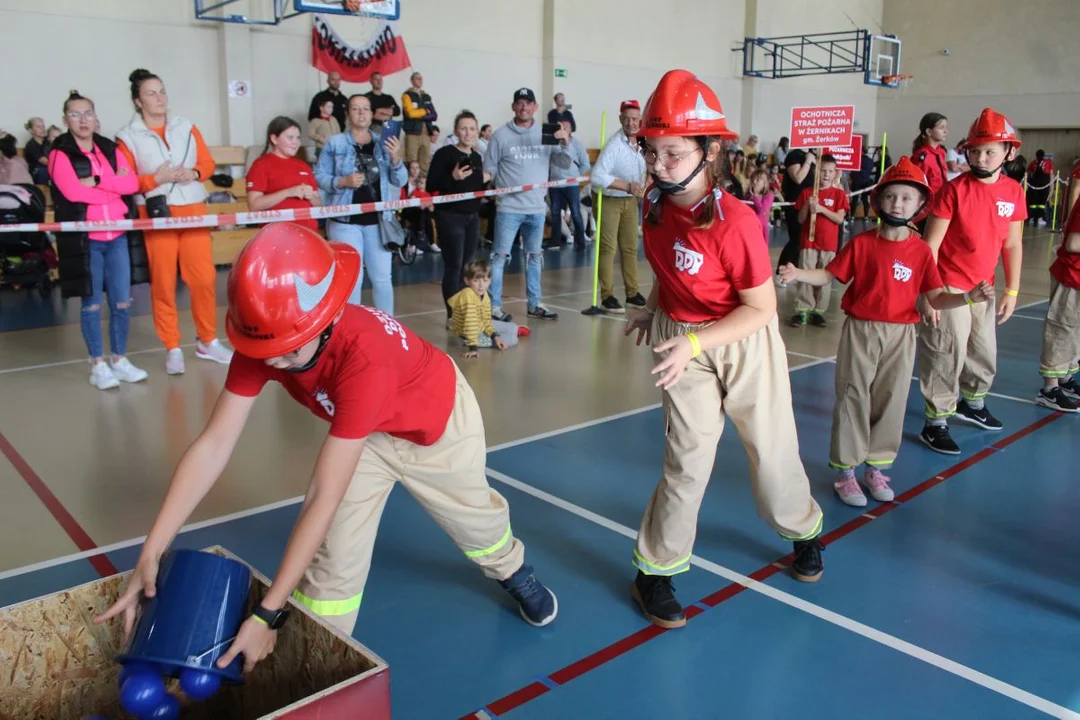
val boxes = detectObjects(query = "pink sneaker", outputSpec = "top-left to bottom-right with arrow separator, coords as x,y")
833,473 -> 866,507
861,468 -> 895,502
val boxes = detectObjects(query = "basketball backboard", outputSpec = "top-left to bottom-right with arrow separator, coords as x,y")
294,0 -> 400,19
864,35 -> 902,86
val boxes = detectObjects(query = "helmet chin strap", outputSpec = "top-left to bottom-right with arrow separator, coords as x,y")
652,157 -> 707,195
287,324 -> 335,374
877,195 -> 928,229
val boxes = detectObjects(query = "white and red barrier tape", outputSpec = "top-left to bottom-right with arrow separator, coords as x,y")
0,176 -> 591,234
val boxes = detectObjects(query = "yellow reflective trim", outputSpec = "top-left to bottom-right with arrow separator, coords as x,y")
924,402 -> 955,419
780,511 -> 824,541
866,459 -> 893,467
632,549 -> 691,574
291,589 -> 363,616
828,461 -> 855,470
465,525 -> 512,558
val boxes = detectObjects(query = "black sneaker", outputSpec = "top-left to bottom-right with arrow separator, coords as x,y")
491,307 -> 513,322
809,312 -> 827,327
954,400 -> 1004,430
631,572 -> 686,629
499,564 -> 558,627
601,296 -> 624,314
1036,387 -> 1080,413
527,305 -> 559,320
1059,376 -> 1080,398
791,539 -> 824,583
920,423 -> 961,455
790,312 -> 807,327
625,293 -> 647,308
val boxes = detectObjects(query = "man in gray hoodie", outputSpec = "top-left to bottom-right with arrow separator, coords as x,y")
484,87 -> 570,321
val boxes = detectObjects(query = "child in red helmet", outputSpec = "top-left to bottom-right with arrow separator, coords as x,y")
781,158 -> 994,506
916,108 -> 1027,454
97,223 -> 557,671
624,69 -> 825,629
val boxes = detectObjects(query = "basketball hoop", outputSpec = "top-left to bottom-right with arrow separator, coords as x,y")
881,74 -> 915,91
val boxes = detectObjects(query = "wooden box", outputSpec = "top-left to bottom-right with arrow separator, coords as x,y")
0,547 -> 391,719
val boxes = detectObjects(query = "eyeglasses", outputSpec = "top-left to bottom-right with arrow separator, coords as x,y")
66,111 -> 96,121
643,147 -> 700,170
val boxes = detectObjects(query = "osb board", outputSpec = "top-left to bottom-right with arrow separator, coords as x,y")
0,548 -> 384,720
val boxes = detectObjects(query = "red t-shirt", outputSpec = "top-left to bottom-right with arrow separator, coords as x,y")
643,189 -> 773,324
795,187 -> 849,252
224,305 -> 457,445
1051,200 -> 1080,289
930,173 -> 1027,291
826,230 -> 943,324
912,143 -> 949,198
245,153 -> 319,230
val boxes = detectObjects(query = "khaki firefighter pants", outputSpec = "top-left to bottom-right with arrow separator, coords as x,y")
794,249 -> 836,315
917,286 -> 997,419
633,310 -> 824,576
293,362 -> 524,634
830,318 -> 917,470
597,195 -> 641,301
1039,280 -> 1080,379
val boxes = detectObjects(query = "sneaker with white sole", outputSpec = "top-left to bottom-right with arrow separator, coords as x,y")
1036,386 -> 1080,413
196,339 -> 234,365
89,361 -> 120,390
861,468 -> 895,502
110,357 -> 148,384
833,473 -> 866,507
166,348 -> 185,375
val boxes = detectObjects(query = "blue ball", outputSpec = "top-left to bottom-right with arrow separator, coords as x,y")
143,693 -> 181,720
118,661 -> 158,687
119,671 -> 165,716
180,667 -> 222,701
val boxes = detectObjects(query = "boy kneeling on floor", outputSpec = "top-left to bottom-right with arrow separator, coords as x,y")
448,260 -> 530,359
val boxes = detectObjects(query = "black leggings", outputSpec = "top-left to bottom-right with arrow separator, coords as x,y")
778,206 -> 802,270
436,210 -> 480,317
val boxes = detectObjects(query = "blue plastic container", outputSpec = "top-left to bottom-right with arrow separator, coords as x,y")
116,549 -> 252,683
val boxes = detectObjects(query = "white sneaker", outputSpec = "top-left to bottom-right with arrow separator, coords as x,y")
110,356 -> 148,383
166,348 -> 185,375
89,361 -> 120,390
196,339 -> 234,365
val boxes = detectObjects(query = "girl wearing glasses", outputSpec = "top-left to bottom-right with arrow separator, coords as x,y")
48,90 -> 150,389
623,71 -> 825,629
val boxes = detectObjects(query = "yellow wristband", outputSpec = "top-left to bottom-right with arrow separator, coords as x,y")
251,614 -> 268,626
1005,289 -> 1019,297
686,332 -> 702,358
963,292 -> 974,306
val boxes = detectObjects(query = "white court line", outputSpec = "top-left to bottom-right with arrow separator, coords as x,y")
906,375 -> 1039,407
485,467 -> 1080,719
0,356 -> 830,582
786,349 -> 834,362
0,342 -> 198,376
1011,314 -> 1044,321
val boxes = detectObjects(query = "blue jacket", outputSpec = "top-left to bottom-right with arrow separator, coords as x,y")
314,129 -> 407,220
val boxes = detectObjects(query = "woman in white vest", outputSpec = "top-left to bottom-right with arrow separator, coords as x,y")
116,68 -> 233,375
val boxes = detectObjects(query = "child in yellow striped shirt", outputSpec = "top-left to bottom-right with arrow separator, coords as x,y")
448,260 -> 529,358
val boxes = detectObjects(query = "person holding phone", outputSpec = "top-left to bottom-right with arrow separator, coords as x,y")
427,110 -> 490,321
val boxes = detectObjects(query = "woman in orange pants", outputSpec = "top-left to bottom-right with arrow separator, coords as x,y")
117,68 -> 233,374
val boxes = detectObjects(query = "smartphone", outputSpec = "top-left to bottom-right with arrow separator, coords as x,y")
456,155 -> 473,171
541,122 -> 560,146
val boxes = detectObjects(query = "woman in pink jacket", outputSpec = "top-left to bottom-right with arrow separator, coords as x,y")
49,90 -> 150,390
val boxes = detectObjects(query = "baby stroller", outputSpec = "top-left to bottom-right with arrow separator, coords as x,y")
0,184 -> 55,300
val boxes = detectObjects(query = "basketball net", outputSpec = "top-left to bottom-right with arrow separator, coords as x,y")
882,74 -> 915,99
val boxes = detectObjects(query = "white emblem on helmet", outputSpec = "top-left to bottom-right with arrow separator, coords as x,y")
687,93 -> 724,121
295,265 -> 334,312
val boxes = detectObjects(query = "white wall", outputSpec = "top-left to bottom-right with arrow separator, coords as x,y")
877,0 -> 1080,159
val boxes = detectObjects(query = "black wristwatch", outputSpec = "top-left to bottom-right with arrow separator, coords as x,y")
252,603 -> 291,629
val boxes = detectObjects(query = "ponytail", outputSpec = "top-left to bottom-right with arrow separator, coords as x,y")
912,112 -> 947,154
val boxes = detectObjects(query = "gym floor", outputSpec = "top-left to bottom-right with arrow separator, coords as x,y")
1,224 -> 1077,719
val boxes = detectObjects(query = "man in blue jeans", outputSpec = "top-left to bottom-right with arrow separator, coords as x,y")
484,87 -> 570,321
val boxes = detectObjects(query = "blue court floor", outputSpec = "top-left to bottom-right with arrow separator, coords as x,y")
2,296 -> 1077,719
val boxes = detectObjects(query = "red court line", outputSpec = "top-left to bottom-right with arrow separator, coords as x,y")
0,431 -> 118,578
466,412 -> 1066,719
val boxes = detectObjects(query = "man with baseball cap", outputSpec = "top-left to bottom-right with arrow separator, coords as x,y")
589,99 -> 647,314
484,87 -> 571,322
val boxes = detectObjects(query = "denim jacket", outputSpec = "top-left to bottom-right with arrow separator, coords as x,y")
314,129 -> 407,221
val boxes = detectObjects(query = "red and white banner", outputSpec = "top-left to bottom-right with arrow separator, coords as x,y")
824,134 -> 864,172
311,14 -> 411,83
789,106 -> 855,149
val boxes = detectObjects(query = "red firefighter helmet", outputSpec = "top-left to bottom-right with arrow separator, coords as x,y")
965,108 -> 1021,149
225,223 -> 360,359
872,156 -> 931,201
638,69 -> 738,139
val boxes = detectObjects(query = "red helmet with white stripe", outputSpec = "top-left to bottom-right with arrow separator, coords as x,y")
638,70 -> 738,139
225,223 -> 360,358
965,108 -> 1021,149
